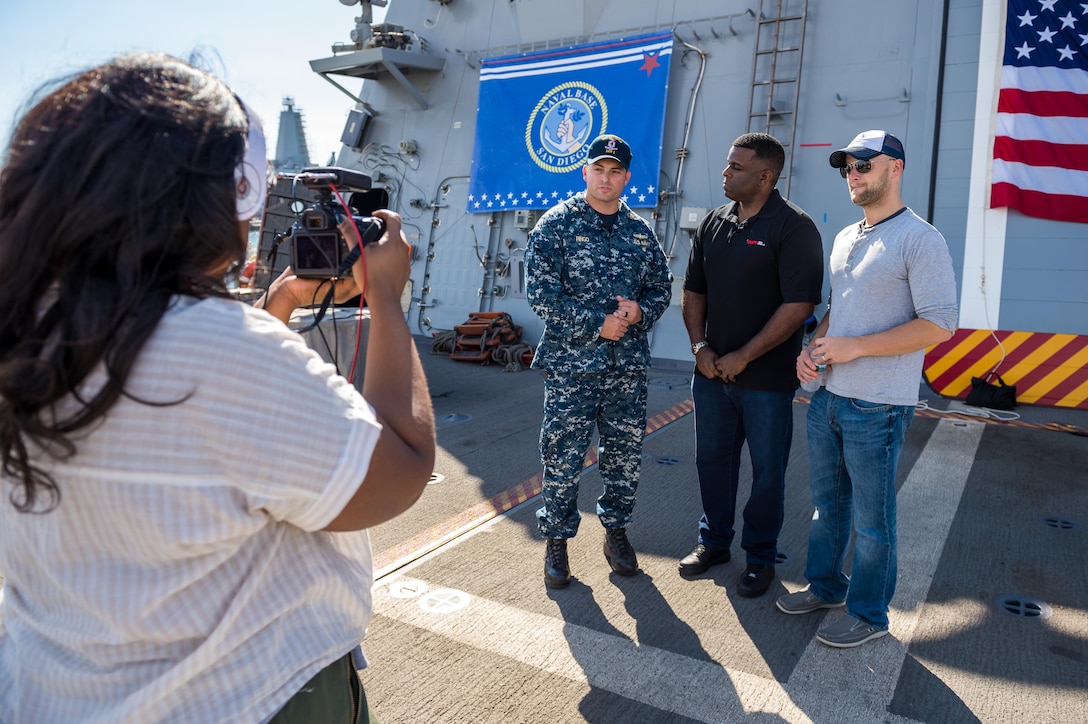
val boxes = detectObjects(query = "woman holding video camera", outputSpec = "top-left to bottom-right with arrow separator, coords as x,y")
0,52 -> 434,722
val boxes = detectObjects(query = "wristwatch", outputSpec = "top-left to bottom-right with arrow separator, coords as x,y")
691,341 -> 709,355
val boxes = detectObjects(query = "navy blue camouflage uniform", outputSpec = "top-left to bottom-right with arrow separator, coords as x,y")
526,193 -> 673,539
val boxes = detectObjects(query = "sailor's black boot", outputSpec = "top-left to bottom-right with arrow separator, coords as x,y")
603,527 -> 639,576
544,538 -> 571,589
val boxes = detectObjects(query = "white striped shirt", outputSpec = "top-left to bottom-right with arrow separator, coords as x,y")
0,296 -> 382,722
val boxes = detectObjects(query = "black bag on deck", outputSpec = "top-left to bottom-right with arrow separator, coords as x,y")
965,372 -> 1017,410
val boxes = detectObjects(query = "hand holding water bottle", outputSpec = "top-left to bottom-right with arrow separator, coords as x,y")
798,345 -> 827,392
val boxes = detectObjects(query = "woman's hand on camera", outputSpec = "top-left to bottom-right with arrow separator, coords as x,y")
343,210 -> 410,308
256,267 -> 360,324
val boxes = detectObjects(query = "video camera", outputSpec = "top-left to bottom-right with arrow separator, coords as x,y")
288,167 -> 385,278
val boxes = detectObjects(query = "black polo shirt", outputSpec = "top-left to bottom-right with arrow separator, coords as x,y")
684,189 -> 824,391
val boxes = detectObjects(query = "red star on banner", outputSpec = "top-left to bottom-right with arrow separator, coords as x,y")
639,51 -> 660,77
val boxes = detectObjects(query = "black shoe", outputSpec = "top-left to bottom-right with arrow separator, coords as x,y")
603,528 -> 638,576
736,564 -> 775,598
544,538 -> 570,589
678,544 -> 731,577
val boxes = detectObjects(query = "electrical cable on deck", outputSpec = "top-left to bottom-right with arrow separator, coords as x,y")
914,399 -> 1021,422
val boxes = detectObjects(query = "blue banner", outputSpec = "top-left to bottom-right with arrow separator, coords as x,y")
467,31 -> 673,213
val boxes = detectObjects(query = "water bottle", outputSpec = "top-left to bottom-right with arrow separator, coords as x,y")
801,363 -> 826,392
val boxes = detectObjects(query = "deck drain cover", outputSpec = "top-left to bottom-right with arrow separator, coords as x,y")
775,552 -> 789,564
428,473 -> 446,485
419,589 -> 471,614
1041,515 -> 1082,530
654,456 -> 682,465
995,594 -> 1053,620
438,413 -> 471,423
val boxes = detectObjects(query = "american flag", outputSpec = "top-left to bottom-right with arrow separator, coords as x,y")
991,0 -> 1088,223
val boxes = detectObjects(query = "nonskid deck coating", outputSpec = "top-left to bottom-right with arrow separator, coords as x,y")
358,350 -> 1087,722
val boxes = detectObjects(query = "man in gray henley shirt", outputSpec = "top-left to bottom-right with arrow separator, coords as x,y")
774,130 -> 958,649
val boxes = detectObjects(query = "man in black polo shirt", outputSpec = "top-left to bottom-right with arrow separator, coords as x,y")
679,133 -> 824,597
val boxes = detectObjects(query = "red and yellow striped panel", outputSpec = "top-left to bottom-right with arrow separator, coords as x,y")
924,328 -> 1088,409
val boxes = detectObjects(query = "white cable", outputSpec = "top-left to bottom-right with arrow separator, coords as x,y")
915,399 -> 1020,422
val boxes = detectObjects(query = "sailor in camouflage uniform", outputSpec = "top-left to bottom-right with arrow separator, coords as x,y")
525,135 -> 673,589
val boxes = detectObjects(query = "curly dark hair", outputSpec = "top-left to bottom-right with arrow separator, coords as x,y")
0,52 -> 250,512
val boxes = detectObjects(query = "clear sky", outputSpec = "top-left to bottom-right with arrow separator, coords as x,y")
0,0 -> 386,165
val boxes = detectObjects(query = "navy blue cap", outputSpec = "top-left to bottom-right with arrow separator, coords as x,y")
829,130 -> 906,168
585,134 -> 632,170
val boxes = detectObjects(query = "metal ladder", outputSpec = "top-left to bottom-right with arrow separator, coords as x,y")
745,0 -> 808,198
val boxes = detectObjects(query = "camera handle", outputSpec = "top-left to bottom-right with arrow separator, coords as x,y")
337,245 -> 363,274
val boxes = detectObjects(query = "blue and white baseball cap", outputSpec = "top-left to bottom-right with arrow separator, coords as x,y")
829,130 -> 905,169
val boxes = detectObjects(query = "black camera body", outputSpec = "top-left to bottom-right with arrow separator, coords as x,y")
288,167 -> 385,279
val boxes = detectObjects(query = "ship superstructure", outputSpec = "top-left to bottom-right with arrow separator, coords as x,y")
258,0 -> 1088,408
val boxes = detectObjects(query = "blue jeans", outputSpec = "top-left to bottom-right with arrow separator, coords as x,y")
803,388 -> 914,630
691,374 -> 794,566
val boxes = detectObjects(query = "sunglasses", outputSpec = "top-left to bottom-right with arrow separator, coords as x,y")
838,159 -> 877,178
839,156 -> 899,178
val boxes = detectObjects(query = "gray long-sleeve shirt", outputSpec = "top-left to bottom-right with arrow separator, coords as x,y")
824,207 -> 958,406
